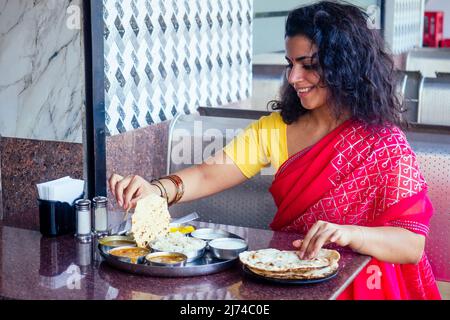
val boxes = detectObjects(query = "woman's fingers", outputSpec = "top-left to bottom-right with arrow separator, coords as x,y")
306,228 -> 336,259
128,188 -> 143,210
292,239 -> 302,248
114,175 -> 134,208
299,221 -> 325,259
108,173 -> 124,199
329,229 -> 342,243
109,174 -> 151,210
123,176 -> 145,210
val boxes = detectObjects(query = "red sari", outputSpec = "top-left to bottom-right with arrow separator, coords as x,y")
269,118 -> 441,300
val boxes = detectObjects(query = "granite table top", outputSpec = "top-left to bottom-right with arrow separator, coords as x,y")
0,215 -> 371,300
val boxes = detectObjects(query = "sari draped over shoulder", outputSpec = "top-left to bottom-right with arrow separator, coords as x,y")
269,119 -> 441,300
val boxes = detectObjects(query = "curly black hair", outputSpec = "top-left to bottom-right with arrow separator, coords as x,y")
269,1 -> 406,127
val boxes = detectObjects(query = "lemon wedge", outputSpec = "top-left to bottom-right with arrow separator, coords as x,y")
169,225 -> 195,234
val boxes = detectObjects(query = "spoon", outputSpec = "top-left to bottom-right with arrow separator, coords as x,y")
170,212 -> 200,225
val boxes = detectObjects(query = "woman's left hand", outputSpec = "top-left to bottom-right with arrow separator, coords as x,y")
292,220 -> 357,260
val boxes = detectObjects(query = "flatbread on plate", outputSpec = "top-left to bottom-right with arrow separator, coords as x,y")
239,248 -> 340,280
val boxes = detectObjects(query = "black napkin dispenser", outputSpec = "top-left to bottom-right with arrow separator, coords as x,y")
38,196 -> 82,237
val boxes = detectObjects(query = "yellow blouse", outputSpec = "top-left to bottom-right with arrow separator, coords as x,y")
223,112 -> 288,178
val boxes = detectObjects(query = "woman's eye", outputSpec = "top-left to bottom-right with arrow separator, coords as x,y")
302,64 -> 319,71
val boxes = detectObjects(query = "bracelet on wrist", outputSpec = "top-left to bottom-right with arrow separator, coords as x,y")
150,179 -> 169,204
150,181 -> 164,197
159,175 -> 185,206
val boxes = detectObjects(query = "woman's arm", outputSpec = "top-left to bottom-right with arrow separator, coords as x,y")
294,221 -> 425,265
348,225 -> 425,265
109,150 -> 248,210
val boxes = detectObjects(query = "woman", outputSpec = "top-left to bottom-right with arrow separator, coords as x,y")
109,1 -> 441,299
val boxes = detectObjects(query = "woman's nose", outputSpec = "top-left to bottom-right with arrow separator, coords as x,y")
286,64 -> 305,85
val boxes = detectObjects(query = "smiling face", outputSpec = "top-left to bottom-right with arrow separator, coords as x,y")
285,35 -> 330,113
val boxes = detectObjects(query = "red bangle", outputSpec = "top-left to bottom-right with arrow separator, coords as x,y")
159,175 -> 185,206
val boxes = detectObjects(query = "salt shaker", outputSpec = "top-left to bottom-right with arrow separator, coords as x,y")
75,199 -> 92,243
92,196 -> 109,237
76,241 -> 92,275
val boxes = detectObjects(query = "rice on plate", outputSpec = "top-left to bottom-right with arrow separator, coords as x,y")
151,231 -> 206,257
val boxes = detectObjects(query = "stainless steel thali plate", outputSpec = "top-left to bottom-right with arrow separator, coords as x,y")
98,231 -> 245,277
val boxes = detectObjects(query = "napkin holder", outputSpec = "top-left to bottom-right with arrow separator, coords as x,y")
38,195 -> 83,237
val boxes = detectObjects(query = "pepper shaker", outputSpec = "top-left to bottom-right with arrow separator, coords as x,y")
92,196 -> 109,237
75,199 -> 92,243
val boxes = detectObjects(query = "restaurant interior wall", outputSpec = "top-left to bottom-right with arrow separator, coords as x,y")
0,0 -> 85,143
253,0 -> 381,55
0,0 -> 85,222
103,0 -> 253,136
103,0 -> 254,211
383,0 -> 425,54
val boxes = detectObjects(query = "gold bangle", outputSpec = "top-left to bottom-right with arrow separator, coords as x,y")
150,179 -> 169,204
150,181 -> 164,197
158,177 -> 177,206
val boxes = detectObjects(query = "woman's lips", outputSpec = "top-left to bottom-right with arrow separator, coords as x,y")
297,86 -> 315,98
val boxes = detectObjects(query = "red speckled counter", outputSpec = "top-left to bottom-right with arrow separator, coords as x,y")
0,215 -> 370,300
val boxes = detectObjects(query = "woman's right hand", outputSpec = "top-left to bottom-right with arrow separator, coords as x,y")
108,174 -> 159,210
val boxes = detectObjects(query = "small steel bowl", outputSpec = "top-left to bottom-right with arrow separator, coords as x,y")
98,235 -> 136,252
208,238 -> 248,260
145,252 -> 188,267
184,246 -> 206,262
151,244 -> 206,263
108,245 -> 150,264
190,228 -> 231,242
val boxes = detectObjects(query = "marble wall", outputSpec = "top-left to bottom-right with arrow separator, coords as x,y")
0,0 -> 86,223
0,0 -> 84,143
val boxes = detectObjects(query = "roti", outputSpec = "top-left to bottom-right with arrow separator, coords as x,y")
131,193 -> 171,248
245,262 -> 339,280
239,248 -> 340,280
